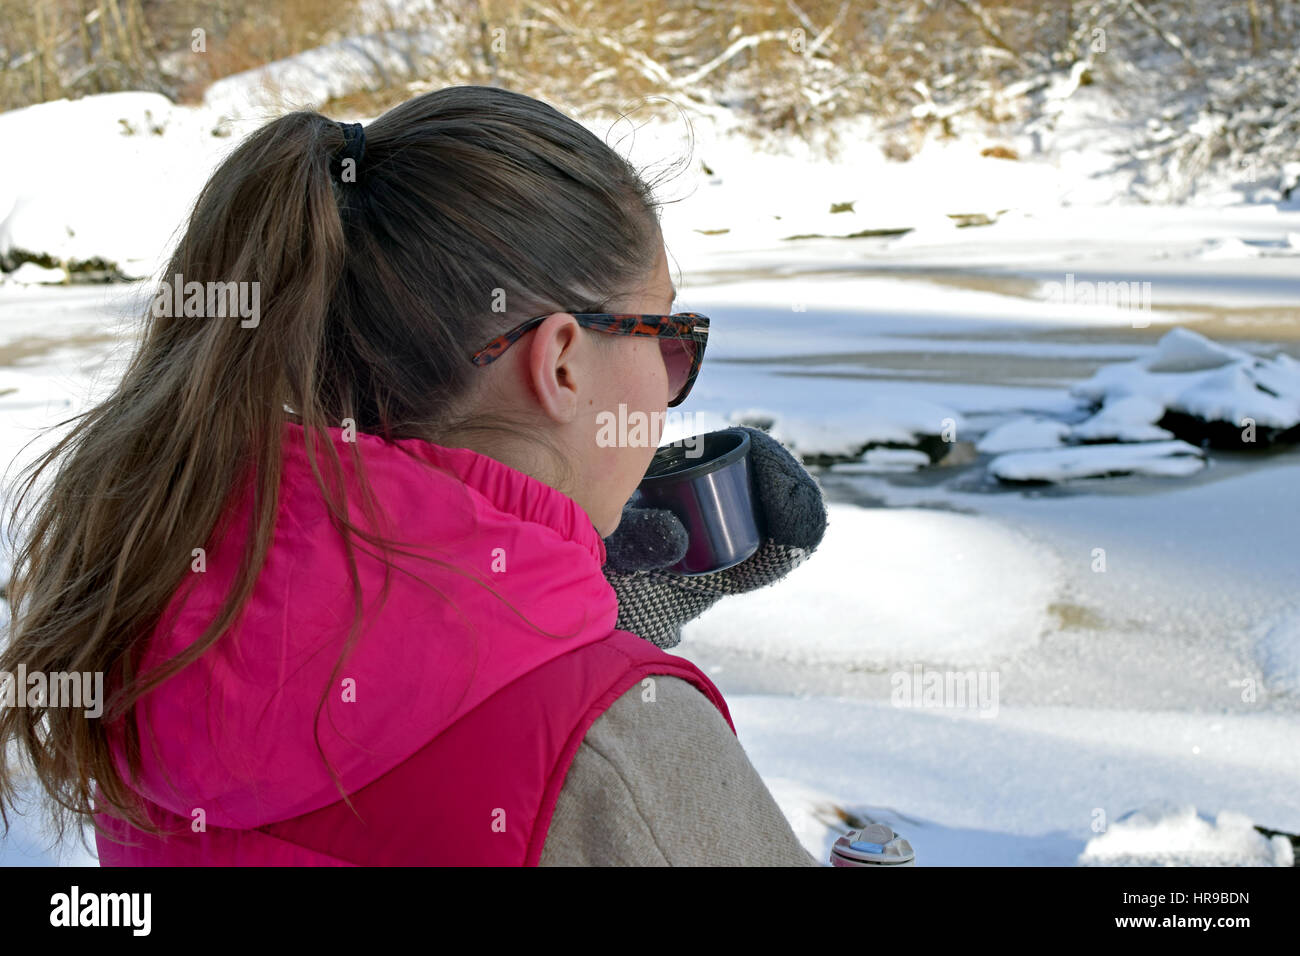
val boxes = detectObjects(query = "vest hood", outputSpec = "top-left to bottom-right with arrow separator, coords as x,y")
109,422 -> 618,829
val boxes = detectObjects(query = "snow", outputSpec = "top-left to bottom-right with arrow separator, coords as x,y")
1177,363 -> 1300,431
956,330 -> 1300,482
4,80 -> 1300,305
1144,328 -> 1245,373
4,262 -> 65,285
1078,803 -> 1292,867
691,443 -> 1300,864
0,92 -> 228,280
974,404 -> 1181,466
1074,328 -> 1300,432
1255,611 -> 1300,699
988,440 -> 1206,483
682,503 -> 1061,667
831,448 -> 932,473
202,30 -> 448,124
657,408 -> 950,466
726,697 -> 1300,866
976,417 -> 1069,454
730,402 -> 958,459
1193,236 -> 1260,260
1069,396 -> 1173,443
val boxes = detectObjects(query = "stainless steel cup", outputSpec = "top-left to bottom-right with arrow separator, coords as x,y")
633,427 -> 764,576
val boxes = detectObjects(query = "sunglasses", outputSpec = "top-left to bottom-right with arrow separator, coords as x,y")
470,311 -> 710,407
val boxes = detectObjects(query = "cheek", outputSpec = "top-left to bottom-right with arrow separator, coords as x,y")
633,339 -> 668,407
633,340 -> 668,446
593,340 -> 668,488
599,341 -> 667,419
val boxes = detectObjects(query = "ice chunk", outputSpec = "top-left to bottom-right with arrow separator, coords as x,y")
1069,396 -> 1173,443
1071,327 -> 1300,438
989,440 -> 1205,483
976,417 -> 1069,453
1145,327 -> 1247,373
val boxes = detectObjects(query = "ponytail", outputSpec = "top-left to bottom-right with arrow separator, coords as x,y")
0,86 -> 673,842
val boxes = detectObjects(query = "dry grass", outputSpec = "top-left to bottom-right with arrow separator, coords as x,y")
0,2 -> 1296,157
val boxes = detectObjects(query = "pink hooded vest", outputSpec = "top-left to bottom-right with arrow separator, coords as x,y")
94,422 -> 734,865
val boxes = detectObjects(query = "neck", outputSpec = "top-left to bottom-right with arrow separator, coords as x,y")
432,420 -> 573,499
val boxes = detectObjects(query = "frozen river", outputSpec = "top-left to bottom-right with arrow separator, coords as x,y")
2,202 -> 1298,865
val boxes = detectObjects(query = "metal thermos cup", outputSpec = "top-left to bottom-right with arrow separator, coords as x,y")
633,427 -> 764,576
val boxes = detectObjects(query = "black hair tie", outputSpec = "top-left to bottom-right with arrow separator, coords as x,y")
331,122 -> 366,182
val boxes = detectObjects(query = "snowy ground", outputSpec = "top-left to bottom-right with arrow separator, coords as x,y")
652,200 -> 1300,867
2,87 -> 1299,867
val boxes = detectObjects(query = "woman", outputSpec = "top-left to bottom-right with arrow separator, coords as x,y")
0,85 -> 825,865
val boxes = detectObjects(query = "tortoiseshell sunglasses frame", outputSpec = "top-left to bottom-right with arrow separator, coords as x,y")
470,311 -> 710,407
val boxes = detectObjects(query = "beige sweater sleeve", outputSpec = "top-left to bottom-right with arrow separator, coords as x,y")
538,674 -> 823,866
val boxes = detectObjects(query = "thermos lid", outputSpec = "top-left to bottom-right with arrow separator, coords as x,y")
830,824 -> 915,866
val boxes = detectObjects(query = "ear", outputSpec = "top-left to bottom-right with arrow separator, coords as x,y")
526,312 -> 583,424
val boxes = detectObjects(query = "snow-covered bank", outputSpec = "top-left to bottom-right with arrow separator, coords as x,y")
681,503 -> 1061,667
0,93 -> 234,280
1073,327 -> 1300,446
736,696 -> 1300,866
1078,804 -> 1294,867
202,30 -> 449,125
6,79 -> 1300,291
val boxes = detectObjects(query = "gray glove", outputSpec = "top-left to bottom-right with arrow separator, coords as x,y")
602,425 -> 828,649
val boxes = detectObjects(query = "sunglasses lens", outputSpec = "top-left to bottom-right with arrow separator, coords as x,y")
659,337 -> 697,402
